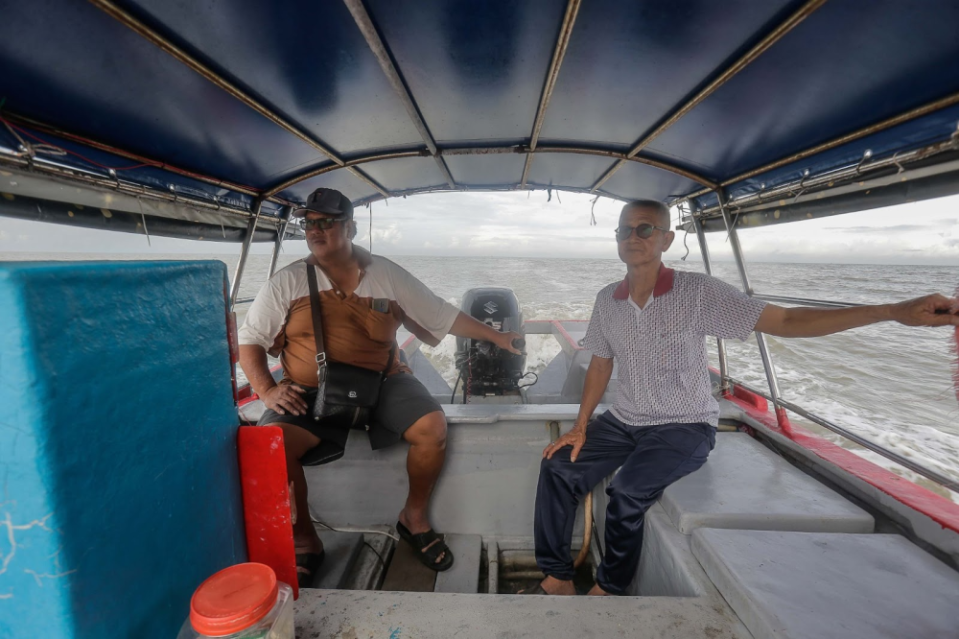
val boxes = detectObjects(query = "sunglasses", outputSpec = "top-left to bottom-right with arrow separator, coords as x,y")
302,218 -> 341,231
615,224 -> 669,241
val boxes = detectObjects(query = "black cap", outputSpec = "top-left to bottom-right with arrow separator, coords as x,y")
291,188 -> 354,220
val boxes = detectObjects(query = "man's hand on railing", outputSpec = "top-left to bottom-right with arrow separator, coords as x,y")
756,294 -> 959,338
889,294 -> 959,327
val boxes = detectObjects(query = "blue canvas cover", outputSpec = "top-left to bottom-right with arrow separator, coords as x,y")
0,0 -> 957,230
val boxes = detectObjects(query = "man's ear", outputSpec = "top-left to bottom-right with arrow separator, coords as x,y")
662,230 -> 675,252
347,220 -> 358,240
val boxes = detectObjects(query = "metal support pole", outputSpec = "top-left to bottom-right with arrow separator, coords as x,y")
691,213 -> 730,395
230,198 -> 264,309
716,191 -> 791,432
268,206 -> 292,279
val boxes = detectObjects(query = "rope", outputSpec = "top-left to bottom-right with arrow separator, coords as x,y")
1,115 -> 152,170
573,493 -> 593,569
450,371 -> 462,404
465,355 -> 473,404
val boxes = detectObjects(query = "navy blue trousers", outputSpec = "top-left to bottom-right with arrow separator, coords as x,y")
534,411 -> 715,594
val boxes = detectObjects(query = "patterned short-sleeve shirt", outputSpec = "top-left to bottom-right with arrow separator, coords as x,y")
583,265 -> 766,427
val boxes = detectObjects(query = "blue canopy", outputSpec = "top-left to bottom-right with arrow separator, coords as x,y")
1,0 -> 958,238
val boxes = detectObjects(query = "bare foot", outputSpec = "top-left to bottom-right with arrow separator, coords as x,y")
294,528 -> 324,555
294,537 -> 323,555
586,584 -> 611,596
397,508 -> 446,565
398,507 -> 431,535
538,576 -> 577,596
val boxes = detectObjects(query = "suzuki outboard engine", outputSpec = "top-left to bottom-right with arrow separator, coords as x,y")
454,287 -> 526,398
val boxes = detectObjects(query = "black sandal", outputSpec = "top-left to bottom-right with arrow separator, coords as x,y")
295,550 -> 325,588
395,521 -> 454,572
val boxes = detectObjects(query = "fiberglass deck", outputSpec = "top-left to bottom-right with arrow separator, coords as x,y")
294,406 -> 959,638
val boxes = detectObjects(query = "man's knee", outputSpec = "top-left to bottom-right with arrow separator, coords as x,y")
606,476 -> 658,511
271,422 -> 321,460
539,453 -> 580,493
404,411 -> 447,447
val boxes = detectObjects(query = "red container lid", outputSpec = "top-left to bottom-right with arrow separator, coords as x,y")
190,563 -> 278,637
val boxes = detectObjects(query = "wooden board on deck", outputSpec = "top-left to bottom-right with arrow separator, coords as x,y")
380,538 -> 438,592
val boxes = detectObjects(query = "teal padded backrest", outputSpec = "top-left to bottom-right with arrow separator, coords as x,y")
0,260 -> 245,639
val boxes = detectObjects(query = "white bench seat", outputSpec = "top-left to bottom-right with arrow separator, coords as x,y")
691,528 -> 959,639
662,433 -> 874,534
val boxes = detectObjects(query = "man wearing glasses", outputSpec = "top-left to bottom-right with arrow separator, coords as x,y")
238,188 -> 521,586
527,199 -> 959,597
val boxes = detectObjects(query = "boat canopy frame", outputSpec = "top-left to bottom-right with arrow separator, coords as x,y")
3,0 -> 959,237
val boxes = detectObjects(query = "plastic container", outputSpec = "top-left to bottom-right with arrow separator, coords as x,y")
177,563 -> 294,639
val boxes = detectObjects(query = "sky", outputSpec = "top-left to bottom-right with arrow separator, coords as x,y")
1,190 -> 957,265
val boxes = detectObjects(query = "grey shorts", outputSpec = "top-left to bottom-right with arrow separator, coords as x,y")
258,372 -> 443,465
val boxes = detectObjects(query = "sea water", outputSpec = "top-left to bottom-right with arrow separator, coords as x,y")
6,252 -> 957,501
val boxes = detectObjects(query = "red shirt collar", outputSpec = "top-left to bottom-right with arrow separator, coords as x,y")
612,264 -> 675,301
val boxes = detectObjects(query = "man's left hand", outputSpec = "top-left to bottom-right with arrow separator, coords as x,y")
890,294 -> 959,327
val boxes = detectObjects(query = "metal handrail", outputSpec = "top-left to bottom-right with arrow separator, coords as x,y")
728,378 -> 959,494
753,294 -> 865,309
691,213 -> 730,394
229,199 -> 264,308
695,192 -> 958,496
716,192 -> 790,430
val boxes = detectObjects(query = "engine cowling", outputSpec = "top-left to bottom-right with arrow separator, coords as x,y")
454,287 -> 526,396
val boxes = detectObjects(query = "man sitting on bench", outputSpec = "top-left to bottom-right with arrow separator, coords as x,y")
238,188 -> 520,587
526,199 -> 958,596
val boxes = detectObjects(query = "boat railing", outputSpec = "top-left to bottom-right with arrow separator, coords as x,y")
752,294 -> 865,309
691,191 -> 958,496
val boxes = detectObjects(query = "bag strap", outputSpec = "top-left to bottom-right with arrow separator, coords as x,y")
306,263 -> 327,380
384,341 -> 397,377
307,261 -> 398,378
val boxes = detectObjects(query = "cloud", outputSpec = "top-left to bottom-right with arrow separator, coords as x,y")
824,224 -> 929,233
364,224 -> 402,245
1,191 -> 957,265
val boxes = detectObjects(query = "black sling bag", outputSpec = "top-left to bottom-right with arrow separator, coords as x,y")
306,263 -> 395,429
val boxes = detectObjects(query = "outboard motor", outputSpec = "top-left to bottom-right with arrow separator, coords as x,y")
454,287 -> 526,398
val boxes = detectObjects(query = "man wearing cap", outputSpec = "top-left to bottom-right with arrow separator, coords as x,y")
525,199 -> 959,597
238,188 -> 521,586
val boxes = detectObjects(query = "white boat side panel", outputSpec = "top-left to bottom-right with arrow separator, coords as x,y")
635,505 -> 708,597
663,433 -> 875,534
691,529 -> 959,639
305,422 -> 585,537
294,589 -> 754,638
